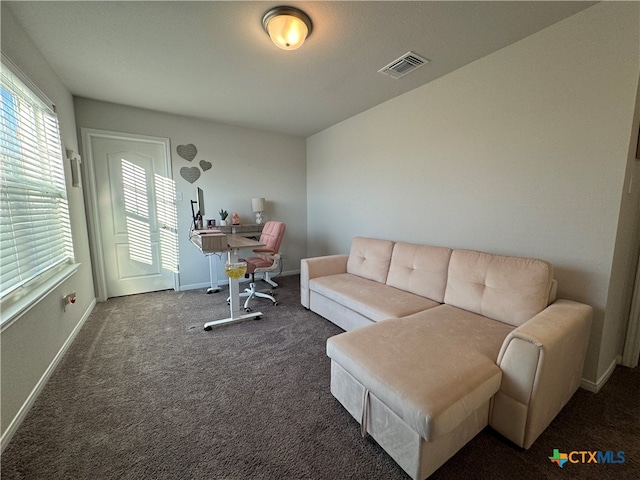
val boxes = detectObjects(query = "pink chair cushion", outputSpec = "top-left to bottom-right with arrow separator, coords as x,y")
242,221 -> 286,275
245,257 -> 273,275
258,222 -> 286,255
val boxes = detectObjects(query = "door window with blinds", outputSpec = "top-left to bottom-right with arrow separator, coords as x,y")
1,60 -> 76,325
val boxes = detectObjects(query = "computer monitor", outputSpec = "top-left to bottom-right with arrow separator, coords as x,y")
191,187 -> 205,228
197,187 -> 205,217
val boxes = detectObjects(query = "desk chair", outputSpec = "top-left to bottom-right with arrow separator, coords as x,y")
239,221 -> 286,310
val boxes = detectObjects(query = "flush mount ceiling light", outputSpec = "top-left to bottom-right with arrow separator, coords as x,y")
262,6 -> 312,51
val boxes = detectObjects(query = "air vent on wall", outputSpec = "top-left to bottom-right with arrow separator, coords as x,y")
378,52 -> 429,79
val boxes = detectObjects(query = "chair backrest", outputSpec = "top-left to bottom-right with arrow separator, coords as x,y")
259,221 -> 286,254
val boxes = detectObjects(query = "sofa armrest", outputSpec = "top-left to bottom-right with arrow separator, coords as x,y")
491,299 -> 592,449
300,254 -> 349,308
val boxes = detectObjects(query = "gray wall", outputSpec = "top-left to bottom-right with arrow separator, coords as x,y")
73,98 -> 307,291
306,2 -> 640,386
1,7 -> 96,445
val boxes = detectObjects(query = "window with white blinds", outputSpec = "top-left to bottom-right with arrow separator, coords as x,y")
0,62 -> 75,305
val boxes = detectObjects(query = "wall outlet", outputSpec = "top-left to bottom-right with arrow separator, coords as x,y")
63,291 -> 77,311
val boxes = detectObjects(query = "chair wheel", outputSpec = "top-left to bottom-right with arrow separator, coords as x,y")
245,307 -> 252,312
273,301 -> 278,306
204,326 -> 212,331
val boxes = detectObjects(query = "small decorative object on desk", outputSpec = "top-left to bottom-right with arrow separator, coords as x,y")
224,262 -> 247,279
231,212 -> 240,225
219,209 -> 229,226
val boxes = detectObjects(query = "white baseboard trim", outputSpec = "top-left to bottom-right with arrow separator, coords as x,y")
178,281 -> 213,291
1,298 -> 97,453
280,269 -> 301,277
580,356 -> 620,393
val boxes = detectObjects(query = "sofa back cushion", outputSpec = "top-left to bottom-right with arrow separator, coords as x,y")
444,249 -> 554,326
386,242 -> 453,303
346,237 -> 395,284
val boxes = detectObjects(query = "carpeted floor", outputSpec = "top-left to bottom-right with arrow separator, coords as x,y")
1,275 -> 638,479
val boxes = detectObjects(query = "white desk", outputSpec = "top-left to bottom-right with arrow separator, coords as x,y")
192,225 -> 263,293
190,231 -> 265,330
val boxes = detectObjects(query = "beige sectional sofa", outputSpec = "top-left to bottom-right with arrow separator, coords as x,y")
300,237 -> 592,480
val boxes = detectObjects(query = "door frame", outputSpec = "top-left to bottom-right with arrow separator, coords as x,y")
81,128 -> 178,301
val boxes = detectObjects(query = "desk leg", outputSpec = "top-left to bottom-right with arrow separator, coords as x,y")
228,272 -> 241,318
204,249 -> 264,331
206,254 -> 221,293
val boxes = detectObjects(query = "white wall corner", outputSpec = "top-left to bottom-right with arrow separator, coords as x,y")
579,356 -> 620,393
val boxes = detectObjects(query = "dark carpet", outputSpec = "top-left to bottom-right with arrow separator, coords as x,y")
1,275 -> 638,479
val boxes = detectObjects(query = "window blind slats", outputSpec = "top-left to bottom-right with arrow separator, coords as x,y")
0,63 -> 75,299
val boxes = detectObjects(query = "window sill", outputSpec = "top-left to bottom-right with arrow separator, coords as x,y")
0,262 -> 81,332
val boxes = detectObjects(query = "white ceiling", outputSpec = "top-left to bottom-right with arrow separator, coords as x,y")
6,1 -> 596,138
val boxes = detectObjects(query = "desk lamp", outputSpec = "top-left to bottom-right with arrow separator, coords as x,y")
252,198 -> 266,224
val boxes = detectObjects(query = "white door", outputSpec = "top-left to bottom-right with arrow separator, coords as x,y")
86,132 -> 178,298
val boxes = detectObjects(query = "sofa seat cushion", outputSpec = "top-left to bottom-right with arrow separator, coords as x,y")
310,273 -> 440,322
326,305 -> 514,441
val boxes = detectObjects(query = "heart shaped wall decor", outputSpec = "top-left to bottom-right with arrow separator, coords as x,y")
180,166 -> 201,184
199,160 -> 212,171
177,144 -> 197,162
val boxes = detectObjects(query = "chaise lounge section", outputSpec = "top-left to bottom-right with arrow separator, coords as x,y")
301,237 -> 592,479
